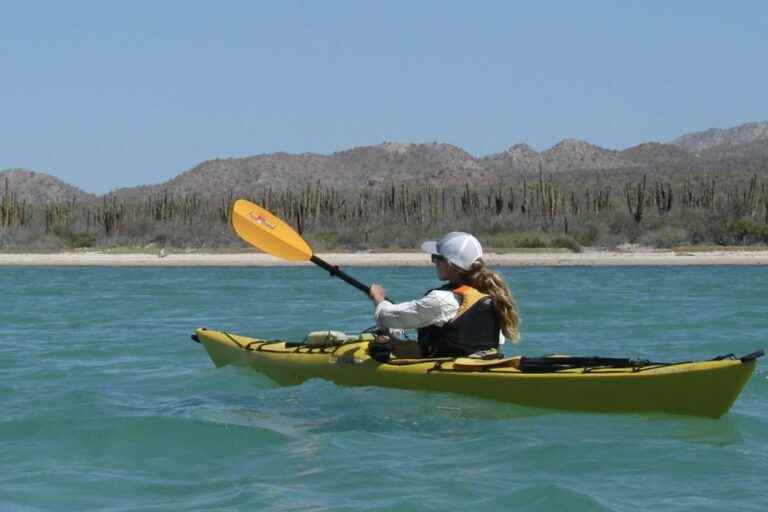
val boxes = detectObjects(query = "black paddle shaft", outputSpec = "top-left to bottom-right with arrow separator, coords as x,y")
310,255 -> 371,295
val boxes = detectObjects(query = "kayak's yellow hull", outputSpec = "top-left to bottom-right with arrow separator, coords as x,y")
194,328 -> 759,418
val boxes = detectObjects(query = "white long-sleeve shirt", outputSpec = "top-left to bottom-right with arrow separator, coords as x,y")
374,290 -> 506,344
374,290 -> 460,329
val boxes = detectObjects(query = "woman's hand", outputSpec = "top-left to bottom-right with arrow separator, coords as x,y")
369,283 -> 387,304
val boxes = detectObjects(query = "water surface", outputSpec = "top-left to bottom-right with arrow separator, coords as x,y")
1,266 -> 766,511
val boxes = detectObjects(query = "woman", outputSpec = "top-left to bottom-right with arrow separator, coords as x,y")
368,232 -> 519,359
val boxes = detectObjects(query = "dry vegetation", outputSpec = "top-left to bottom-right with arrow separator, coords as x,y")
1,171 -> 768,252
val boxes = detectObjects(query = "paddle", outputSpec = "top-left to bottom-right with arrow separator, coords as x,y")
231,199 -> 374,296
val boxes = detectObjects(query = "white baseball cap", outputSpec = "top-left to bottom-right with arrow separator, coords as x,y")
421,232 -> 483,271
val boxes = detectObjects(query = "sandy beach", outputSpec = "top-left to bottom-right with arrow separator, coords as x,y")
1,249 -> 767,266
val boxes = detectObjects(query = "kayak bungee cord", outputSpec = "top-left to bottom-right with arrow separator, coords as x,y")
712,349 -> 765,363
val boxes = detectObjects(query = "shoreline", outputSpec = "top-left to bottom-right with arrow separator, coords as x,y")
1,249 -> 768,266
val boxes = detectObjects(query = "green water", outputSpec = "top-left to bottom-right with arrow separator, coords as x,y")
1,266 -> 766,511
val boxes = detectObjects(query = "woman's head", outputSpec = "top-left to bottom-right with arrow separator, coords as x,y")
421,232 -> 483,273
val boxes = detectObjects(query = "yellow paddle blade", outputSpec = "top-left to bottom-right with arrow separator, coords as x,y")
231,199 -> 313,261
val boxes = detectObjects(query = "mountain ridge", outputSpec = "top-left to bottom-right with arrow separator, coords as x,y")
670,122 -> 768,153
4,122 -> 768,202
0,169 -> 94,203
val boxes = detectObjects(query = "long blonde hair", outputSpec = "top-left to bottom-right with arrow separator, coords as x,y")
459,259 -> 520,342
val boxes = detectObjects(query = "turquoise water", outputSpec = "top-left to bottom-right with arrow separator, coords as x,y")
1,265 -> 766,511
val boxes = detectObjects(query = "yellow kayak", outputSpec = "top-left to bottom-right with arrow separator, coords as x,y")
192,328 -> 762,418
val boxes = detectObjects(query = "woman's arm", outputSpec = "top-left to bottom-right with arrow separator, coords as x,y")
370,286 -> 459,330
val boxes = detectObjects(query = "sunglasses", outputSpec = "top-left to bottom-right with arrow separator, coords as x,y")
430,254 -> 446,263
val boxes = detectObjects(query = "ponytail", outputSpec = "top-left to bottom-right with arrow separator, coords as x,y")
459,259 -> 520,341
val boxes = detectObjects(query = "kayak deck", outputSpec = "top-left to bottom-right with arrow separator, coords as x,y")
193,328 -> 762,419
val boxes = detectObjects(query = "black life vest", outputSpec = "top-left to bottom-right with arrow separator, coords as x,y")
417,284 -> 500,357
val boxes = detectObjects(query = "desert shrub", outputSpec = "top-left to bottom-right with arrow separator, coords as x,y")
687,213 -> 732,245
600,232 -> 635,250
334,230 -> 367,250
571,221 -> 602,247
608,214 -> 643,243
166,221 -> 236,248
549,236 -> 582,253
483,232 -> 547,249
639,227 -> 691,248
51,225 -> 97,248
27,233 -> 68,251
0,228 -> 51,250
105,219 -> 155,245
307,231 -> 339,251
67,231 -> 97,248
515,236 -> 547,248
727,219 -> 768,244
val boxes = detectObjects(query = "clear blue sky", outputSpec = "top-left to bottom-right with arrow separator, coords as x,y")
2,1 -> 766,194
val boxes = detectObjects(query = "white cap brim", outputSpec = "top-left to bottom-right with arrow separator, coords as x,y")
420,241 -> 438,255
